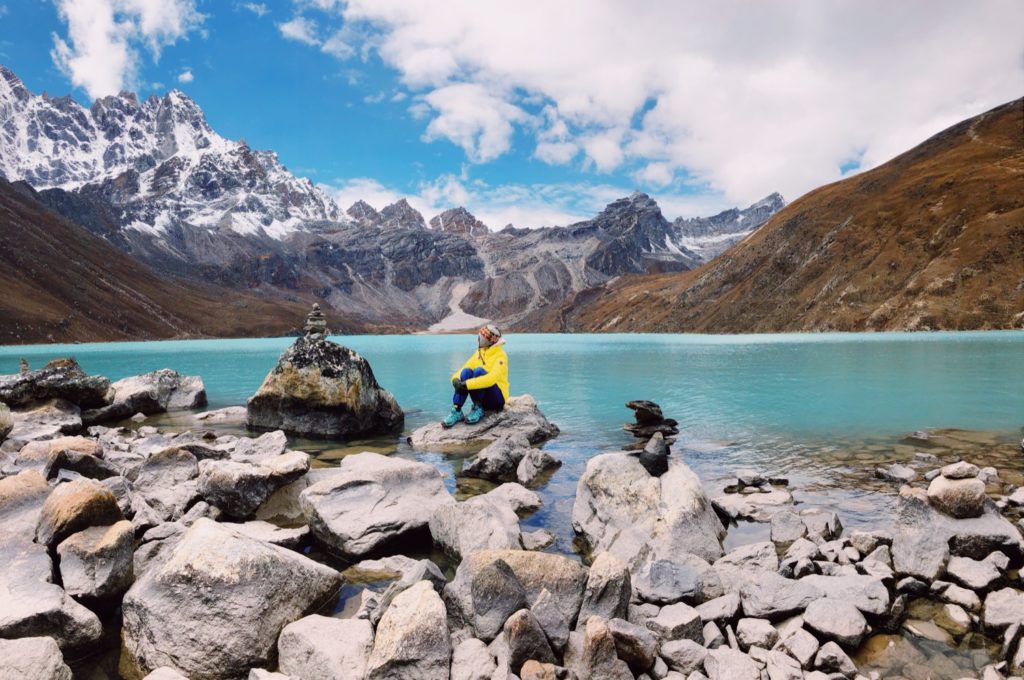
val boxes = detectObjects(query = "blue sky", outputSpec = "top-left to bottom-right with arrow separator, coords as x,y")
1,0 -> 1022,228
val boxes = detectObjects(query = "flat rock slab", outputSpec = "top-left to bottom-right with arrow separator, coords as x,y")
713,488 -> 794,522
408,395 -> 559,452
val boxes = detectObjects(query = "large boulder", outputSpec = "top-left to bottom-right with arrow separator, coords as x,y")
57,520 -> 134,600
300,452 -> 453,559
572,452 -> 724,569
0,637 -> 73,680
35,477 -> 124,548
131,448 -> 200,522
120,518 -> 341,680
277,615 -> 373,680
0,538 -> 103,650
429,493 -> 523,559
246,335 -> 403,439
0,469 -> 51,541
409,395 -> 559,452
366,580 -> 451,680
83,369 -> 207,424
198,451 -> 309,519
0,358 -> 111,409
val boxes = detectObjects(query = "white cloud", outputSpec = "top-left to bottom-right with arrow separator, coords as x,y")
177,68 -> 193,83
242,3 -> 268,17
0,6 -> 8,18
50,0 -> 205,100
278,15 -> 319,45
312,0 -> 1024,205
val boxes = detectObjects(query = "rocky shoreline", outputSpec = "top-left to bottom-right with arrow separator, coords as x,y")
0,361 -> 1022,680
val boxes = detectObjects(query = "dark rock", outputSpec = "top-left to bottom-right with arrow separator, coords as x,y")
646,601 -> 702,641
461,433 -> 531,481
638,432 -> 669,477
578,552 -> 631,624
625,400 -> 664,424
247,335 -> 403,439
608,617 -> 657,672
505,608 -> 556,673
0,358 -> 111,409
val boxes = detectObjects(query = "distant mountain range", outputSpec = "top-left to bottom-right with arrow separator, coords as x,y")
0,65 -> 783,340
563,98 -> 1024,332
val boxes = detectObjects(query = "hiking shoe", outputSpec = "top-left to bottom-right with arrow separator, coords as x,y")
442,407 -> 464,428
466,404 -> 485,425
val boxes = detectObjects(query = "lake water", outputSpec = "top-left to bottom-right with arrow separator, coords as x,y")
3,332 -> 1023,678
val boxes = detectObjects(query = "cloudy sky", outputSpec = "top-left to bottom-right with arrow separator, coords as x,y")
1,0 -> 1022,227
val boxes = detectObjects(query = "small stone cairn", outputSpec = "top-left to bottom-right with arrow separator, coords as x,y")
623,400 -> 678,448
303,303 -> 328,338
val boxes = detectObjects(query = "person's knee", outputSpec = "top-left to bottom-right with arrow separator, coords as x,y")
472,367 -> 487,378
459,368 -> 476,381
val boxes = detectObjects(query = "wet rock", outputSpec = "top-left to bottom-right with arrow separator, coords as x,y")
83,369 -> 207,425
429,493 -> 523,559
35,477 -> 123,547
578,552 -> 631,623
277,615 -> 373,680
450,638 -> 496,680
366,580 -> 451,680
57,519 -> 134,600
647,601 -> 702,642
505,608 -> 557,672
802,599 -> 867,649
713,488 -> 794,522
573,452 -> 724,571
928,474 -> 987,518
660,638 -> 706,674
777,628 -> 819,669
300,452 -> 453,559
875,463 -> 917,483
410,395 -> 559,452
0,636 -> 73,680
0,358 -> 111,409
799,574 -> 890,616
120,519 -> 341,679
198,452 -> 309,519
984,588 -> 1024,631
517,446 -> 562,486
247,334 -> 403,439
132,448 -> 199,521
564,616 -> 633,680
739,571 -> 819,621
934,602 -> 972,637
0,538 -> 103,650
736,617 -> 778,650
609,617 -> 657,672
0,469 -> 51,541
946,554 -> 1002,591
814,641 -> 857,677
703,647 -> 760,680
461,433 -> 531,481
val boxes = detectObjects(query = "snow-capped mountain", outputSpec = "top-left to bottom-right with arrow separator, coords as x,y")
0,65 -> 338,239
673,192 -> 787,260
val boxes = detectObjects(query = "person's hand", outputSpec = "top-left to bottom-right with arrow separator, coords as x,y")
452,377 -> 466,391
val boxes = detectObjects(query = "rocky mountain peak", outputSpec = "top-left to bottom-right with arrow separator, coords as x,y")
429,207 -> 489,237
380,198 -> 426,230
347,200 -> 382,225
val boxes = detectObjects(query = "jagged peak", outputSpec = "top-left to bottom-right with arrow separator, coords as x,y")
429,206 -> 489,236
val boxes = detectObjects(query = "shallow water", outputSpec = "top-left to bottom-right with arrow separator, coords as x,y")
3,332 -> 1023,678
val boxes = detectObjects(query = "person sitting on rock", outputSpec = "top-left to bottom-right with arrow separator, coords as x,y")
443,324 -> 508,427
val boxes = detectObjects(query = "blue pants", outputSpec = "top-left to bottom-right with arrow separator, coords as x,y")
454,367 -> 505,411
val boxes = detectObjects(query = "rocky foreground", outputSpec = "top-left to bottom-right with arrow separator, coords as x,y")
1,364 -> 1023,680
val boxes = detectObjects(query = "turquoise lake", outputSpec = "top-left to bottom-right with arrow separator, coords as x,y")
2,331 -> 1023,539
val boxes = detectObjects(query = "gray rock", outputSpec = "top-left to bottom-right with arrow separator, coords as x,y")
83,369 -> 206,424
530,587 -> 571,652
573,452 -> 724,572
703,647 -> 760,680
199,452 -> 309,519
800,509 -> 843,540
132,448 -> 199,521
35,477 -> 123,547
357,559 -> 447,628
120,519 -> 341,679
429,494 -> 522,559
410,395 -> 559,452
941,583 -> 982,613
717,541 -> 779,572
934,602 -> 971,636
56,520 -> 133,600
0,402 -> 11,443
229,520 -> 309,549
647,601 -> 702,642
770,510 -> 808,545
984,588 -> 1024,631
0,358 -> 110,409
947,555 -> 1002,591
564,616 -> 633,680
712,488 -> 794,522
875,463 -> 916,483
230,430 -> 288,461
609,617 -> 658,672
702,621 -> 725,648
505,608 -> 556,673
462,557 -> 528,641
247,335 -> 404,439
246,672 -> 293,680
928,474 -> 988,519
848,530 -> 892,555
300,452 -> 453,559
638,432 -> 670,477
765,650 -> 802,680
277,615 -> 373,680
798,574 -> 890,616
633,556 -> 707,605
735,618 -> 778,650
0,636 -> 73,680
4,399 -> 83,448
579,551 -> 631,623
450,638 -> 496,680
696,593 -> 740,624
813,641 -> 857,677
739,571 -> 819,621
483,482 -> 542,516
521,528 -> 556,551
777,628 -> 819,669
0,538 -> 103,650
0,469 -> 51,541
462,433 -> 531,481
942,461 -> 980,479
516,446 -> 561,486
660,638 -> 707,674
802,599 -> 867,649
366,580 -> 451,680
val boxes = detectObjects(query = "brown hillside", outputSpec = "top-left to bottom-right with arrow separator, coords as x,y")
564,98 -> 1024,333
0,180 -> 331,344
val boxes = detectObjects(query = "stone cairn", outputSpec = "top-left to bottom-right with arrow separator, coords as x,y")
303,303 -> 328,338
623,400 -> 678,478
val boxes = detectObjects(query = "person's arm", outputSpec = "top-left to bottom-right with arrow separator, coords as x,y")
465,352 -> 506,390
452,353 -> 477,382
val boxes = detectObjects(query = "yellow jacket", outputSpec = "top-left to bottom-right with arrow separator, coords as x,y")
452,341 -> 509,400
